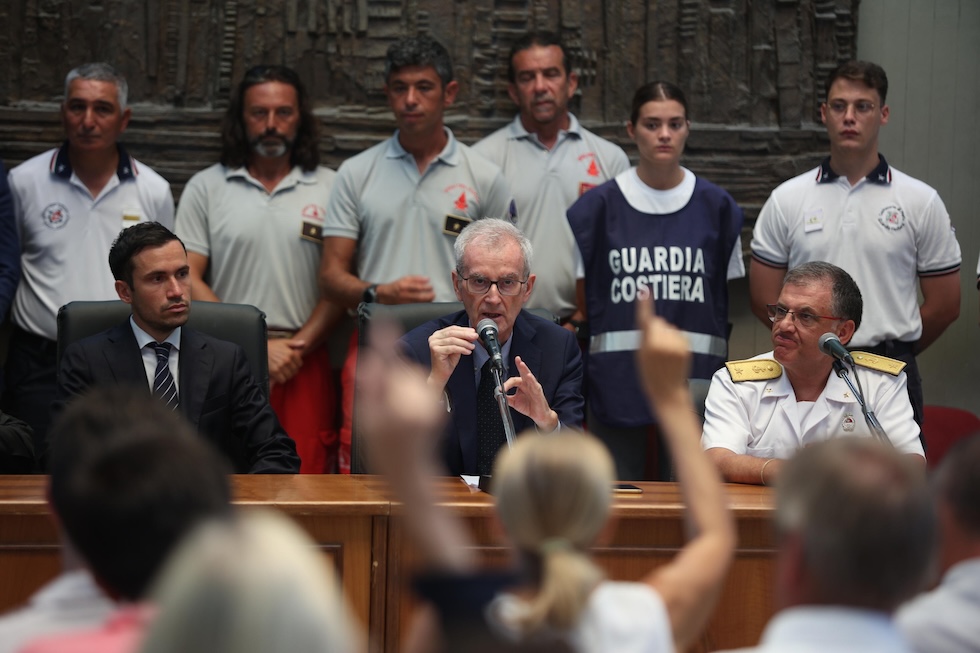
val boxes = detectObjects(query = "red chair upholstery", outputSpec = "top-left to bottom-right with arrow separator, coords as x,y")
922,405 -> 980,470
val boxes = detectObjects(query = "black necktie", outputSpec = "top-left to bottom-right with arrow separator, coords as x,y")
476,359 -> 506,475
150,342 -> 179,410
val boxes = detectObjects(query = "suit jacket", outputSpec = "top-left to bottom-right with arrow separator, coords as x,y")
401,310 -> 584,475
57,320 -> 300,473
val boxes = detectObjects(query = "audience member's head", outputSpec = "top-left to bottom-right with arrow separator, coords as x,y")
492,431 -> 613,632
774,437 -> 935,612
48,387 -> 232,601
930,433 -> 980,574
140,510 -> 361,653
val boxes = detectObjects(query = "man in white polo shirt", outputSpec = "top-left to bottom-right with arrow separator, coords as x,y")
2,62 -> 174,457
177,65 -> 340,473
749,60 -> 961,429
319,35 -> 514,472
474,31 -> 629,325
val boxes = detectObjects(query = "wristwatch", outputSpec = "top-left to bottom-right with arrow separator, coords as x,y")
362,284 -> 379,304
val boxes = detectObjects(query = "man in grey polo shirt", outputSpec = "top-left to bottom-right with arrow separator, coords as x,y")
177,65 -> 340,473
474,31 -> 629,325
320,35 -> 513,472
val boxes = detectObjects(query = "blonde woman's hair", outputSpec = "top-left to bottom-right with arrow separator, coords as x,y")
139,509 -> 363,653
492,431 -> 614,633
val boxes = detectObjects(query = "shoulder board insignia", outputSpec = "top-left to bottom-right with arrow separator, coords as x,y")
851,352 -> 907,376
725,359 -> 783,382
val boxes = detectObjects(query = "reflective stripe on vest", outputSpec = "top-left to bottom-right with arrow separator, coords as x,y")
590,329 -> 728,358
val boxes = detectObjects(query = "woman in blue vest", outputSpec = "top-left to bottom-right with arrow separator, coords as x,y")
567,81 -> 744,480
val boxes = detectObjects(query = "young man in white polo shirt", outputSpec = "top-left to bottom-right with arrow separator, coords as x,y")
2,63 -> 174,457
748,60 -> 961,428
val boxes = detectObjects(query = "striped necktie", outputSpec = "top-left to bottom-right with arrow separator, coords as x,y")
150,342 -> 179,410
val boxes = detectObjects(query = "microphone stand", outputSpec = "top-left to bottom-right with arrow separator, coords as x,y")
490,363 -> 517,448
832,359 -> 890,444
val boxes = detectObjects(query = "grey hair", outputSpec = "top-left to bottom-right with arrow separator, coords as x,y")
384,35 -> 454,87
65,62 -> 129,109
454,218 -> 533,279
783,261 -> 863,330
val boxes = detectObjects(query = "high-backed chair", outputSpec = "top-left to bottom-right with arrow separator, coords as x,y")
352,302 -> 558,473
921,405 -> 980,470
57,300 -> 270,395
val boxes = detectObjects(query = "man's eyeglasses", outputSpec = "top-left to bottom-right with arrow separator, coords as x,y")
826,100 -> 877,116
767,304 -> 841,328
459,275 -> 528,296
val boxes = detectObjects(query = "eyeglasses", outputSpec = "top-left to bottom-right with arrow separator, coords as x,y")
826,100 -> 877,116
459,275 -> 528,296
767,304 -> 842,328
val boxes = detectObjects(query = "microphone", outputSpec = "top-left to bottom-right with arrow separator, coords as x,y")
818,333 -> 854,365
476,318 -> 504,370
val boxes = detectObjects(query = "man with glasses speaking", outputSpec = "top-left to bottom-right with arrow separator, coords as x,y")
401,219 -> 584,477
702,261 -> 924,486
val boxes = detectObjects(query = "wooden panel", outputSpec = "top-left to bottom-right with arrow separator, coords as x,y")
0,476 -> 776,653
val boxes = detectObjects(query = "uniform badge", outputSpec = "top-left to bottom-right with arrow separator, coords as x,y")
878,205 -> 906,231
42,203 -> 70,230
300,222 -> 323,243
443,214 -> 471,237
842,414 -> 855,432
578,182 -> 597,196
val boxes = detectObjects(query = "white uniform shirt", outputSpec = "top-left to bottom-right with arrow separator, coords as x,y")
9,145 -> 174,340
176,163 -> 334,330
473,115 -> 630,318
751,157 -> 961,347
896,558 -> 980,653
717,606 -> 915,653
701,351 -> 923,458
322,128 -> 514,302
489,581 -> 674,653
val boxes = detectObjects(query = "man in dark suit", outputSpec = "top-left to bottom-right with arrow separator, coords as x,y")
57,222 -> 300,473
401,219 -> 583,476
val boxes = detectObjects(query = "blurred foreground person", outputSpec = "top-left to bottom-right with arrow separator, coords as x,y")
139,510 -> 363,653
717,437 -> 935,653
897,434 -> 980,652
17,387 -> 232,653
360,292 -> 734,652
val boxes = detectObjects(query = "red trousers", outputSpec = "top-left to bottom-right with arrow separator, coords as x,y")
270,346 -> 337,473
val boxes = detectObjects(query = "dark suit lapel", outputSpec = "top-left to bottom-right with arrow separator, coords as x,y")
507,311 -> 541,433
102,322 -> 152,393
177,329 -> 213,426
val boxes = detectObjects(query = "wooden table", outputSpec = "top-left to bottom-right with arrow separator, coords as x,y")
0,476 -> 776,652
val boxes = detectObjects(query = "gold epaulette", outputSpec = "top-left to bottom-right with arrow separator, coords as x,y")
725,358 -> 783,382
850,352 -> 907,376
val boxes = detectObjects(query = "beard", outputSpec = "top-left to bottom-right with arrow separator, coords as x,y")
250,133 -> 294,158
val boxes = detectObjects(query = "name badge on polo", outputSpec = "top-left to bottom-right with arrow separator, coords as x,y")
804,209 -> 823,233
301,222 -> 323,243
121,209 -> 142,229
443,214 -> 471,237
